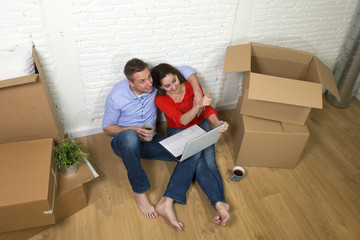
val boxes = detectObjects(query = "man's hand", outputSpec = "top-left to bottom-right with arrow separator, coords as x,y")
134,126 -> 153,142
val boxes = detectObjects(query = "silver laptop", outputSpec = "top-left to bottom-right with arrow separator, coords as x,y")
159,123 -> 226,162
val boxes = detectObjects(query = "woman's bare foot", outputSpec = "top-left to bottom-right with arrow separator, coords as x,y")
133,192 -> 158,219
155,197 -> 184,231
213,202 -> 230,226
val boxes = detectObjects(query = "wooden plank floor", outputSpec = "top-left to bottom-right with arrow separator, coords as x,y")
31,96 -> 360,240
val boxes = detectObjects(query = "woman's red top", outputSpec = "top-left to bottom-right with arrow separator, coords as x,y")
155,81 -> 217,129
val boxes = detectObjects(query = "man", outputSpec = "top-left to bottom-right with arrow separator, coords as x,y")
102,58 -> 202,219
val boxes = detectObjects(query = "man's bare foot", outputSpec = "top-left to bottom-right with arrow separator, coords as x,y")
213,202 -> 230,226
133,192 -> 158,219
155,197 -> 184,231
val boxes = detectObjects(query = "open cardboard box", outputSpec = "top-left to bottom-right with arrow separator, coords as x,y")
0,46 -> 64,144
224,42 -> 341,125
0,161 -> 99,240
231,100 -> 310,168
0,138 -> 57,233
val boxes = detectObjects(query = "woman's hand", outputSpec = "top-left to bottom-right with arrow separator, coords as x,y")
196,92 -> 214,108
193,90 -> 204,116
215,120 -> 229,133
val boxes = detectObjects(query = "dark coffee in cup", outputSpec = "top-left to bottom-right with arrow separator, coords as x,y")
233,169 -> 243,176
231,166 -> 245,182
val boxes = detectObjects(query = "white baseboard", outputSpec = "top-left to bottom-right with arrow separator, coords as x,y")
215,102 -> 238,112
355,91 -> 360,100
68,102 -> 238,138
69,127 -> 103,138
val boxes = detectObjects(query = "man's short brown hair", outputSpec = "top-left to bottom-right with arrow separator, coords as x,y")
124,58 -> 149,82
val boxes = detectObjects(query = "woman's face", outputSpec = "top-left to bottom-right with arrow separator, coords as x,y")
160,73 -> 181,94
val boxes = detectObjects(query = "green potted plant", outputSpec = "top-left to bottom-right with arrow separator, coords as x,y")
53,136 -> 89,176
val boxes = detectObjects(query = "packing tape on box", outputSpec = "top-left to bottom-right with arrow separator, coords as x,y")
43,167 -> 57,215
78,146 -> 99,178
85,159 -> 99,178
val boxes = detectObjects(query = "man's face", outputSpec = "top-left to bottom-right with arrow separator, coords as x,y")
128,68 -> 153,95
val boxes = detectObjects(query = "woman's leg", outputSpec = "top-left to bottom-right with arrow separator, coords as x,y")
155,127 -> 201,230
195,154 -> 230,226
197,119 -> 225,201
195,119 -> 230,226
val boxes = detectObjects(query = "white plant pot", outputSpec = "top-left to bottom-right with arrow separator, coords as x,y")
62,163 -> 79,176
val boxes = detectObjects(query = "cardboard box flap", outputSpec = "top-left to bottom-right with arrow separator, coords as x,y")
0,46 -> 64,144
281,122 -> 309,134
248,72 -> 323,108
223,44 -> 251,73
314,57 -> 341,101
243,115 -> 283,133
57,160 -> 98,194
0,74 -> 38,89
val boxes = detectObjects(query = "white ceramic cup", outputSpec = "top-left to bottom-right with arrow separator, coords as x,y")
143,124 -> 155,141
230,166 -> 245,182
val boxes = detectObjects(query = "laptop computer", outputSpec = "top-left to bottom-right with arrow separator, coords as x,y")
159,123 -> 226,162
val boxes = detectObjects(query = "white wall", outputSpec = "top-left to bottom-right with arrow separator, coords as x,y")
0,0 -> 359,137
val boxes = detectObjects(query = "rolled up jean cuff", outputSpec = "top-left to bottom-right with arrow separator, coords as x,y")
163,192 -> 186,205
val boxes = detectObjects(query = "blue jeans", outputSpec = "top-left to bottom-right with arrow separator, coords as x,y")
111,129 -> 199,204
111,130 -> 176,194
162,152 -> 201,204
167,119 -> 225,207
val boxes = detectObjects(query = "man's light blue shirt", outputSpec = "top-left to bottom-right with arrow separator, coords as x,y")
102,66 -> 196,130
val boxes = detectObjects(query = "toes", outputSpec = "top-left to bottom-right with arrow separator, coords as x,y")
146,211 -> 158,219
220,216 -> 230,226
213,218 -> 221,225
214,219 -> 222,225
171,221 -> 184,231
177,222 -> 184,231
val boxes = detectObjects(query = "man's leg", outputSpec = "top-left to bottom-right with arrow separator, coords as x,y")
141,133 -> 177,161
111,129 -> 157,219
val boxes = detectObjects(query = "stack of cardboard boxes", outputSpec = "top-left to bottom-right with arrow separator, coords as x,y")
0,46 -> 98,239
224,43 -> 340,168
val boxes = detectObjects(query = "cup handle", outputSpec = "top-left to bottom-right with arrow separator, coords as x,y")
230,175 -> 236,181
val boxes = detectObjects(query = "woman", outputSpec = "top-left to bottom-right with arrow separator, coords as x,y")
151,63 -> 230,230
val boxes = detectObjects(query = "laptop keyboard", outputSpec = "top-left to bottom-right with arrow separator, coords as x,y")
166,129 -> 204,154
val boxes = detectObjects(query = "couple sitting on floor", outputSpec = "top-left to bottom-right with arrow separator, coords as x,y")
102,58 -> 230,231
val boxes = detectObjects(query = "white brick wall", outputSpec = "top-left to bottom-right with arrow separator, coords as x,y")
70,0 -> 238,131
248,0 -> 359,68
0,0 -> 65,124
0,0 -> 359,137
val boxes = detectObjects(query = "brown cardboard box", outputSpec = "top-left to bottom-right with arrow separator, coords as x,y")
0,138 -> 57,232
224,42 -> 340,125
54,161 -> 98,221
0,46 -> 64,144
232,111 -> 310,168
0,161 -> 99,240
